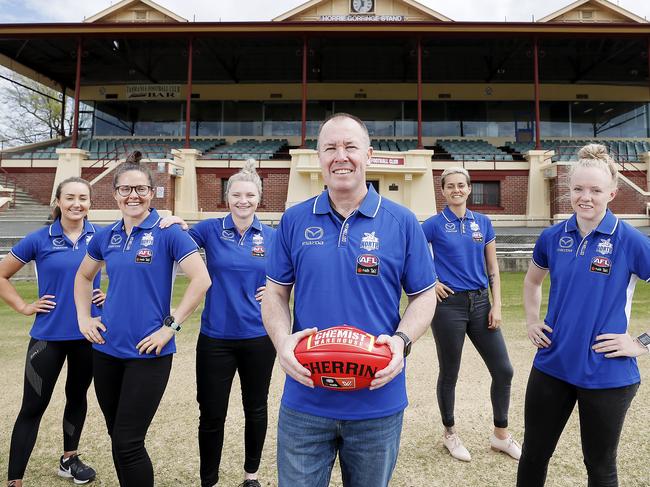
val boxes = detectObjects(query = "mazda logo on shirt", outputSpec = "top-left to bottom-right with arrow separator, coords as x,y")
559,236 -> 574,248
304,227 -> 324,240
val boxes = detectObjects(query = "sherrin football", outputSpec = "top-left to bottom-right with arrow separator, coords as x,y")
294,325 -> 392,391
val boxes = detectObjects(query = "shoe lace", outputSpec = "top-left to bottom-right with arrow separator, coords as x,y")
239,481 -> 261,487
66,453 -> 91,474
446,433 -> 462,451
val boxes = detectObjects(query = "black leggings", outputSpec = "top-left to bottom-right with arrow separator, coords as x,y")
431,289 -> 514,428
8,338 -> 93,481
92,349 -> 172,487
517,367 -> 639,487
196,333 -> 276,487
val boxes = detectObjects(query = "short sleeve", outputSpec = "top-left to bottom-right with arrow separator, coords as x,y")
188,220 -> 209,249
86,229 -> 105,261
265,214 -> 295,286
625,227 -> 650,281
532,229 -> 550,270
166,225 -> 198,263
484,217 -> 496,244
421,217 -> 434,243
10,232 -> 39,264
402,213 -> 437,295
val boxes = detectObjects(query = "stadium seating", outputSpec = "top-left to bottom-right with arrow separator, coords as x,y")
200,139 -> 288,160
506,140 -> 650,163
436,139 -> 514,161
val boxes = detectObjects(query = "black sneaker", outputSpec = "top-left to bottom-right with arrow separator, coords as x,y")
58,454 -> 96,484
238,480 -> 262,487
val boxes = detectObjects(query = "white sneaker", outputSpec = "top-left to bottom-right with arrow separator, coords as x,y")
443,432 -> 471,462
490,433 -> 522,460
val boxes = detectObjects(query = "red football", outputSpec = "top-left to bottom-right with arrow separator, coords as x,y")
294,325 -> 392,391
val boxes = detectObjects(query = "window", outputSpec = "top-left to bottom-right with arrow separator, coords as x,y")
470,182 -> 500,206
135,10 -> 147,20
221,178 -> 228,204
580,10 -> 594,20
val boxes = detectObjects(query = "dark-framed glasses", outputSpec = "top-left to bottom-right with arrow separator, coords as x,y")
115,185 -> 152,197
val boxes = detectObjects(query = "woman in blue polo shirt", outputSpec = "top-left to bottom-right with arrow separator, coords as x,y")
190,160 -> 275,487
422,167 -> 520,462
74,161 -> 211,487
0,177 -> 102,487
518,144 -> 650,486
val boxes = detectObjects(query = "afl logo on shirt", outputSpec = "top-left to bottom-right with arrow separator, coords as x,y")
252,245 -> 265,257
356,253 -> 379,276
472,231 -> 483,243
135,248 -> 153,264
590,256 -> 611,275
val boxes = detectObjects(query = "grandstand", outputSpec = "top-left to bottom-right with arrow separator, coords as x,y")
0,0 -> 650,226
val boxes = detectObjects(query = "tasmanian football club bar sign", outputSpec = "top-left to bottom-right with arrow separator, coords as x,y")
369,156 -> 405,166
320,15 -> 404,21
127,84 -> 182,99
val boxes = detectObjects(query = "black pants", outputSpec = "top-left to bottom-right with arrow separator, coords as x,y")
196,333 -> 276,487
431,289 -> 514,428
93,349 -> 172,487
517,367 -> 639,487
8,338 -> 93,480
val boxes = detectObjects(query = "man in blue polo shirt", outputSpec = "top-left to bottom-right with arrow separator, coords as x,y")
262,113 -> 437,487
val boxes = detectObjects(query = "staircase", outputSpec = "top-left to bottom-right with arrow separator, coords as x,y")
0,184 -> 51,236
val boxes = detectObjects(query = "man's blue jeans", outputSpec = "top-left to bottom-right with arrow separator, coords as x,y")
277,404 -> 404,487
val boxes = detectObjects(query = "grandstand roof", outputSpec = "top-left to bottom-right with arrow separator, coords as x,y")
84,0 -> 188,24
538,0 -> 647,24
273,0 -> 453,22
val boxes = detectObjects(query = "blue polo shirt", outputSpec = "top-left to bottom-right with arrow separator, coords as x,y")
86,208 -> 198,359
11,219 -> 101,341
189,214 -> 275,339
532,210 -> 650,389
421,207 -> 495,292
267,185 -> 437,420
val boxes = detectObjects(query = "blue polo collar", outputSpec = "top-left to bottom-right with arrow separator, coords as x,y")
223,213 -> 263,232
313,184 -> 382,218
442,206 -> 475,222
49,218 -> 96,237
565,209 -> 618,236
110,208 -> 161,232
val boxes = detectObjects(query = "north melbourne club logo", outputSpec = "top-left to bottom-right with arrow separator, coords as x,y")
252,233 -> 264,245
470,221 -> 480,232
141,232 -> 154,247
597,238 -> 613,255
360,231 -> 379,251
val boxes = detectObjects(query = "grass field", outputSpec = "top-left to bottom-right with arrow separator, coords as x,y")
0,273 -> 648,486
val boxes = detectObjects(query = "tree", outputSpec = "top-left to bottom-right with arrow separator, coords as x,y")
0,70 -> 74,147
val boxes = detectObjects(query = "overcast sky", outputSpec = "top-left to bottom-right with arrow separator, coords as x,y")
0,0 -> 649,23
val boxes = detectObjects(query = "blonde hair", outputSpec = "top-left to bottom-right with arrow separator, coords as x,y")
440,167 -> 471,188
226,159 -> 262,198
570,144 -> 619,188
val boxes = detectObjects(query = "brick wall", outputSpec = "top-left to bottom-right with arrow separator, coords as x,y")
432,170 -> 528,215
196,168 -> 289,212
4,168 -> 55,205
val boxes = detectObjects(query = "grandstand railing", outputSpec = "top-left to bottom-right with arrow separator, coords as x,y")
0,147 -> 17,208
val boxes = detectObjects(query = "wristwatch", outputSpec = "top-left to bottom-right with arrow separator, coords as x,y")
394,331 -> 412,357
636,332 -> 650,353
163,315 -> 181,332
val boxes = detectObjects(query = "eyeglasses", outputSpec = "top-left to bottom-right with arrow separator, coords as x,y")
114,185 -> 152,197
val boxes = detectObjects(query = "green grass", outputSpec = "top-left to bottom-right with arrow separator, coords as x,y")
0,273 -> 649,486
